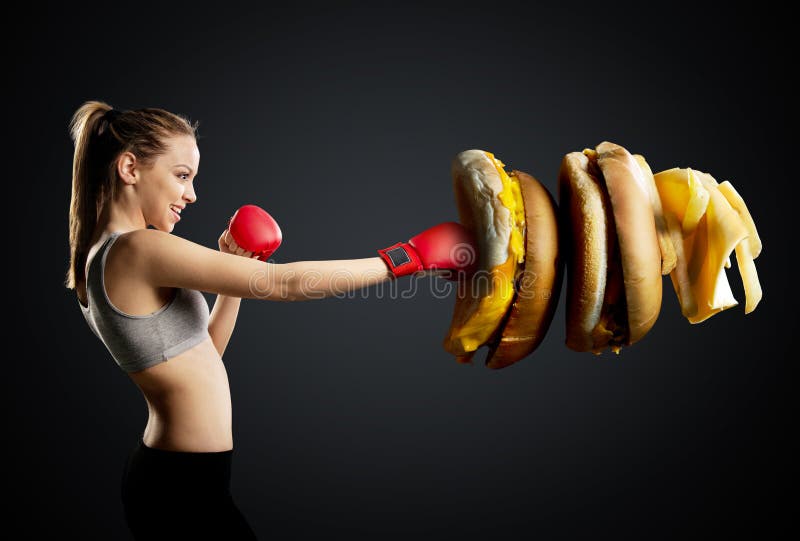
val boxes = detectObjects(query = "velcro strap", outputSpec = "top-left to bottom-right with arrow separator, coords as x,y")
377,242 -> 422,277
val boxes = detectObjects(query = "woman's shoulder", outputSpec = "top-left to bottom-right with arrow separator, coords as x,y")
105,229 -> 188,283
111,229 -> 220,290
116,227 -> 172,248
103,230 -> 160,280
114,229 -> 196,261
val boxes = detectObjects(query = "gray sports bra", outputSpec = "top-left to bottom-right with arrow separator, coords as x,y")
79,231 -> 211,373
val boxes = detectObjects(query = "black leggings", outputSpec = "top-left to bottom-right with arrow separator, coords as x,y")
121,437 -> 258,540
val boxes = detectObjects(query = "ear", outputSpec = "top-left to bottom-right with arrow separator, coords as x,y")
117,151 -> 138,185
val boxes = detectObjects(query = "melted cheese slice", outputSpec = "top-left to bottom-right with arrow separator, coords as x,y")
700,174 -> 762,314
653,168 -> 762,323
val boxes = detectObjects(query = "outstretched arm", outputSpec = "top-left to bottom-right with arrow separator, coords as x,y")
123,222 -> 473,302
266,257 -> 393,301
221,224 -> 394,301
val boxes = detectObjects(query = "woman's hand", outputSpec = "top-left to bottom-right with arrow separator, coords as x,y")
218,229 -> 261,258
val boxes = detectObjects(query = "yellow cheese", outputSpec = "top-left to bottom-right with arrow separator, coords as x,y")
489,152 -> 527,266
444,152 -> 526,356
654,168 -> 709,234
447,256 -> 518,354
712,179 -> 762,313
717,181 -> 761,257
690,181 -> 746,322
684,169 -> 710,235
733,242 -> 761,314
653,167 -> 760,323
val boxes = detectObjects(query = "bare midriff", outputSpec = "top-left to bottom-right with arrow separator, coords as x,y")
127,337 -> 234,452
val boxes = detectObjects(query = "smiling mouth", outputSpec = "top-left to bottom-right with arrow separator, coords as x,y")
170,207 -> 182,221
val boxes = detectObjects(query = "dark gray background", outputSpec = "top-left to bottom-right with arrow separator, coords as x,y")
7,1 -> 794,539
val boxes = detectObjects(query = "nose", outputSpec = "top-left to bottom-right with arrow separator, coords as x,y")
183,181 -> 197,204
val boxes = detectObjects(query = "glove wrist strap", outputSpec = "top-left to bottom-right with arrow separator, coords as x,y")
377,242 -> 422,278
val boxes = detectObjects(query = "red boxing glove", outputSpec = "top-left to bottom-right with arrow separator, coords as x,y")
378,222 -> 478,279
228,205 -> 283,261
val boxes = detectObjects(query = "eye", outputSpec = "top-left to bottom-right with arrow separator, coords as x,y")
177,172 -> 190,181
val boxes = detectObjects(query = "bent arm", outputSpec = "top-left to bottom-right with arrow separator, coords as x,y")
208,295 -> 242,356
125,229 -> 394,301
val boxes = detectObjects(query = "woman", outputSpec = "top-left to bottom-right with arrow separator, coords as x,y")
66,100 -> 473,539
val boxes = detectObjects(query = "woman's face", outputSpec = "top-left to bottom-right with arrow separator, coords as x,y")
137,135 -> 200,232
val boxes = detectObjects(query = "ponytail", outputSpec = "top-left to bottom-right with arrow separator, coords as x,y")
66,101 -> 114,290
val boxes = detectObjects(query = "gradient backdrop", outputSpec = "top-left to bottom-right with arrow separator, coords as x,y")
7,2 -> 794,539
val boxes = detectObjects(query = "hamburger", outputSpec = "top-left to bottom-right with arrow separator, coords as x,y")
558,141 -> 676,354
442,150 -> 562,369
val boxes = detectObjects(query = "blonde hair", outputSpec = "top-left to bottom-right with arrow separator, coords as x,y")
65,100 -> 198,290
